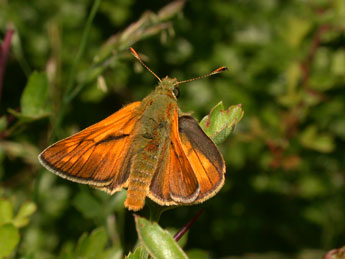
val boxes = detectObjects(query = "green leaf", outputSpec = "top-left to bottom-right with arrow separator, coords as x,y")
186,249 -> 209,259
135,215 -> 188,259
199,101 -> 244,145
0,116 -> 7,132
167,228 -> 188,248
331,50 -> 345,76
13,201 -> 37,228
75,232 -> 89,257
85,227 -> 108,256
20,71 -> 51,119
99,247 -> 123,259
0,141 -> 40,166
76,227 -> 108,258
300,125 -> 335,153
284,16 -> 311,48
0,199 -> 13,226
0,223 -> 20,258
126,246 -> 148,259
73,190 -> 103,219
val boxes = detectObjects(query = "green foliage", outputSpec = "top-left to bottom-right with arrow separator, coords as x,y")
126,246 -> 148,259
20,72 -> 51,119
59,227 -> 122,259
135,215 -> 187,259
200,101 -> 244,145
0,199 -> 36,257
1,0 -> 345,258
8,71 -> 50,120
0,223 -> 19,258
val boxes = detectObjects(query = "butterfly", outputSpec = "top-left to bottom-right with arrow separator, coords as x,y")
38,48 -> 227,211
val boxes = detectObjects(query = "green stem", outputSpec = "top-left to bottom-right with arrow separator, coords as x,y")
148,201 -> 177,222
51,0 -> 102,141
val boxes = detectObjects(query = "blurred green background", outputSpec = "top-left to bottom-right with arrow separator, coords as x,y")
1,0 -> 345,258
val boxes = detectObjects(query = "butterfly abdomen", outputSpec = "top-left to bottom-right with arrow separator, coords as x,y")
125,138 -> 161,211
124,94 -> 176,211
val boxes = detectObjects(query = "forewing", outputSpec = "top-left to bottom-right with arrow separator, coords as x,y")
39,102 -> 141,189
178,115 -> 225,202
148,109 -> 200,205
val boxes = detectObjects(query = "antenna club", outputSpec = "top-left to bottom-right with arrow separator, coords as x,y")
213,66 -> 228,73
129,47 -> 140,59
175,66 -> 228,86
129,47 -> 162,82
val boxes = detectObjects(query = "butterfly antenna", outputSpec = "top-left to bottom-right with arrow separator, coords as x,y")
175,66 -> 228,86
130,47 -> 161,82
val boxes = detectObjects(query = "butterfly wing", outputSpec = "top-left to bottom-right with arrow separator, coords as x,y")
148,109 -> 225,206
39,101 -> 141,191
178,115 -> 225,202
148,108 -> 200,205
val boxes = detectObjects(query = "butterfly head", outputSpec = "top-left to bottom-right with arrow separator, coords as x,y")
156,76 -> 180,99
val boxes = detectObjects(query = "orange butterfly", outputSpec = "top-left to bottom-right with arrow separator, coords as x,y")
39,48 -> 227,211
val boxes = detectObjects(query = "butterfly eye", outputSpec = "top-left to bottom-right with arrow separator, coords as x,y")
173,86 -> 180,98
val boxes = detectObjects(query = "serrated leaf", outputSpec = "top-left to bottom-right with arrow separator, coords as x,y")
20,71 -> 51,119
13,201 -> 37,228
199,101 -> 244,145
135,215 -> 187,259
0,199 -> 13,226
0,223 -> 20,258
126,246 -> 148,259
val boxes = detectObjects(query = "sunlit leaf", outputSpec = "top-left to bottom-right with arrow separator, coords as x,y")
0,117 -> 7,132
0,199 -> 13,226
200,101 -> 244,145
186,249 -> 209,259
0,223 -> 20,258
13,201 -> 37,228
20,71 -> 51,119
126,246 -> 148,259
300,125 -> 335,153
73,190 -> 103,219
75,227 -> 108,258
135,215 -> 188,259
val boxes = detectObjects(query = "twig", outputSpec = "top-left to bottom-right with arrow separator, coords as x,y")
174,208 -> 205,242
0,29 -> 14,105
300,24 -> 331,90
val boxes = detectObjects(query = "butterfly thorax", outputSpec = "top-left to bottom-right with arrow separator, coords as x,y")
124,79 -> 178,210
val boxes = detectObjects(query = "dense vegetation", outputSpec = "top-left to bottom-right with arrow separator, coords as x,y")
1,0 -> 345,258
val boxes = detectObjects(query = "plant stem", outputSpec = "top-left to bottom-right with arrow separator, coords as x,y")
174,208 -> 205,242
0,29 -> 14,106
148,202 -> 174,222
